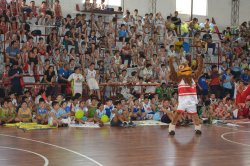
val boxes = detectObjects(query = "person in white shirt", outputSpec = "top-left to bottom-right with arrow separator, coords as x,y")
142,97 -> 154,119
119,69 -> 128,83
168,45 -> 176,57
98,0 -> 106,10
142,64 -> 153,80
145,77 -> 158,94
68,67 -> 84,96
164,30 -> 174,48
85,63 -> 101,100
168,45 -> 178,69
159,64 -> 169,83
133,9 -> 141,23
113,50 -> 122,68
133,77 -> 145,95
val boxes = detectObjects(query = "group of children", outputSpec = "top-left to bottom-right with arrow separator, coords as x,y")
0,92 -> 163,127
198,84 -> 250,122
0,83 -> 249,128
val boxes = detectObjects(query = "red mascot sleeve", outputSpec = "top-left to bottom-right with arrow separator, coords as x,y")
241,84 -> 250,101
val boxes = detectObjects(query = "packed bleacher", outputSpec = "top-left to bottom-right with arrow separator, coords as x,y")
0,0 -> 249,127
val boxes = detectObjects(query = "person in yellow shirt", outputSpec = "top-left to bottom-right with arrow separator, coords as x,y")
17,101 -> 32,123
1,99 -> 19,124
0,100 -> 9,125
174,38 -> 184,53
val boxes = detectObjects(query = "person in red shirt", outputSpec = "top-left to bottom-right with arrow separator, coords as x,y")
209,65 -> 221,98
53,0 -> 62,27
241,85 -> 250,101
238,96 -> 250,118
29,1 -> 38,17
121,42 -> 132,67
0,0 -> 6,11
233,41 -> 244,58
235,81 -> 246,105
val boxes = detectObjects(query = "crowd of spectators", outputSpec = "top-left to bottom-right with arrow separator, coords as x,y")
0,0 -> 250,127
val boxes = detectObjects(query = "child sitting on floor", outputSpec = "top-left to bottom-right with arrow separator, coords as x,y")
6,99 -> 18,123
70,96 -> 80,115
75,100 -> 89,123
36,98 -> 49,124
88,102 -> 104,127
110,100 -> 126,127
237,97 -> 250,119
129,98 -> 142,120
0,100 -> 9,125
104,98 -> 114,119
96,103 -> 106,119
61,101 -> 71,117
0,99 -> 19,124
212,101 -> 231,120
142,97 -> 154,119
49,101 -> 68,127
110,100 -> 135,127
87,96 -> 98,119
59,101 -> 71,124
16,101 -> 32,123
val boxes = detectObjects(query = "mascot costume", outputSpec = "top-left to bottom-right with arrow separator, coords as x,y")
236,83 -> 250,106
168,55 -> 203,135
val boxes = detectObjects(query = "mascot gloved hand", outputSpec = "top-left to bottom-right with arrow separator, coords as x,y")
168,55 -> 203,136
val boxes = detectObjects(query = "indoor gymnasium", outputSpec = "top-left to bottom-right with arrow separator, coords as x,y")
0,0 -> 249,165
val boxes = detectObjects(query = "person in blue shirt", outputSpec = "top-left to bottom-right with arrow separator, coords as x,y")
5,41 -> 20,65
129,99 -> 142,120
92,103 -> 105,127
60,101 -> 71,119
198,73 -> 209,98
58,107 -> 70,125
110,100 -> 127,127
231,62 -> 242,79
104,99 -> 114,118
118,24 -> 129,43
58,63 -> 71,95
221,68 -> 234,98
49,101 -> 68,127
36,98 -> 48,124
96,103 -> 106,119
240,69 -> 250,84
49,101 -> 61,127
219,62 -> 227,74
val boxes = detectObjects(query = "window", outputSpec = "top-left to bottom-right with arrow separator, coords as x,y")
106,0 -> 122,6
84,0 -> 122,7
176,0 -> 207,16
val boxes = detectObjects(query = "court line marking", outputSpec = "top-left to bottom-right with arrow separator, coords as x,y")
221,131 -> 250,147
211,125 -> 250,147
0,134 -> 103,166
217,124 -> 250,147
0,146 -> 49,166
214,125 -> 242,131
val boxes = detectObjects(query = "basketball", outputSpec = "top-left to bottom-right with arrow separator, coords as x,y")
101,115 -> 109,123
75,110 -> 84,119
153,113 -> 161,121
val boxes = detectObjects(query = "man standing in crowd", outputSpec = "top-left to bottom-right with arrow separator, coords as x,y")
8,62 -> 23,96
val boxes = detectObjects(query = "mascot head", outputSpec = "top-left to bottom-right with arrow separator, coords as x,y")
177,63 -> 192,76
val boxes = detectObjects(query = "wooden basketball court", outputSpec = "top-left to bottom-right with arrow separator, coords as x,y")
0,124 -> 250,166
